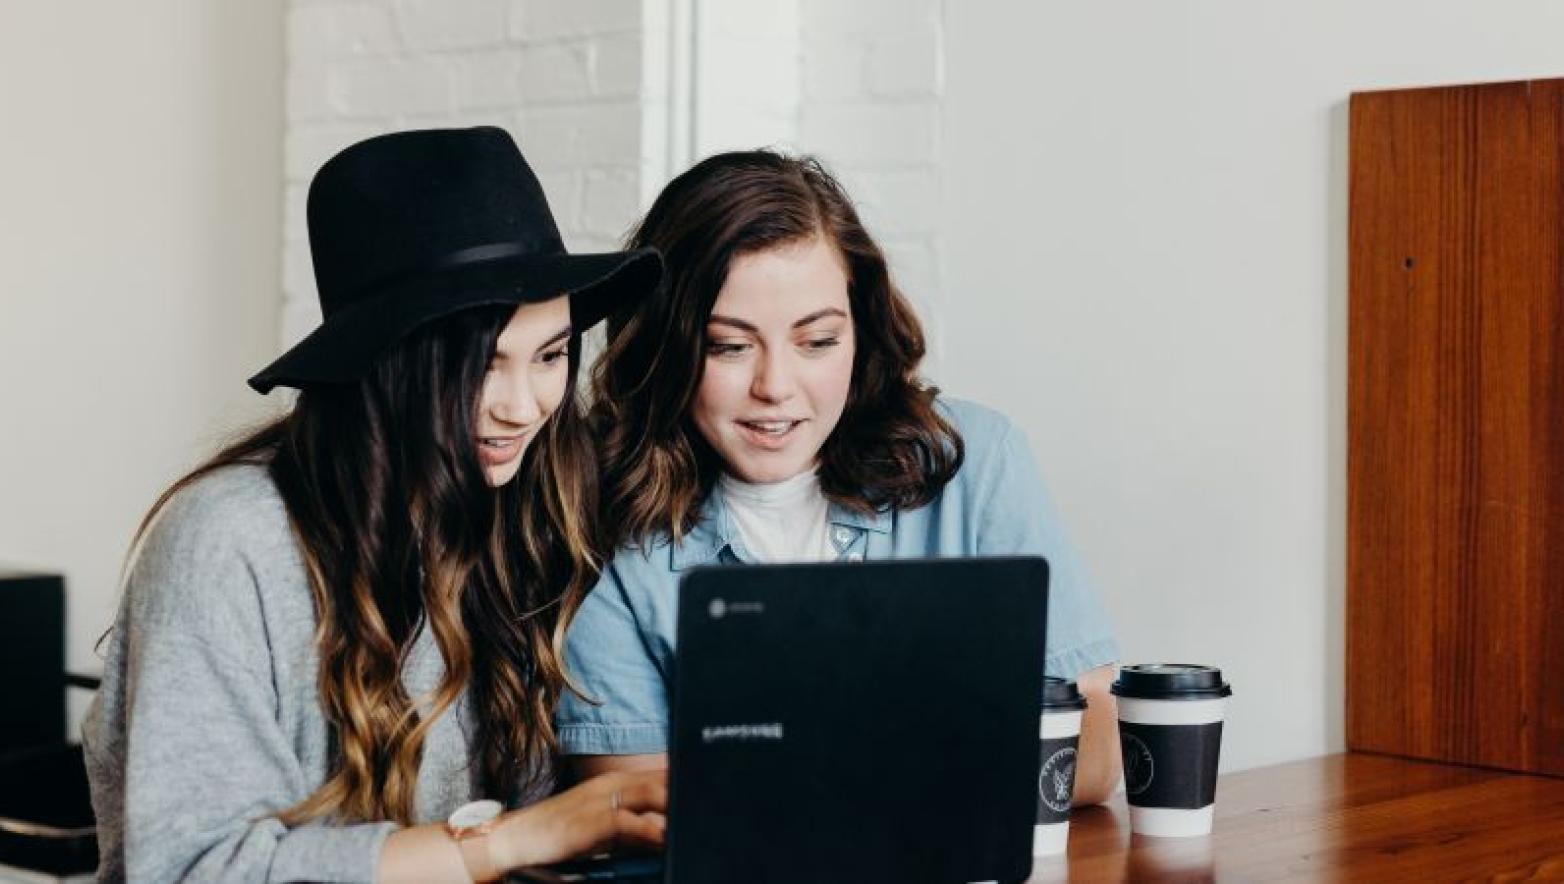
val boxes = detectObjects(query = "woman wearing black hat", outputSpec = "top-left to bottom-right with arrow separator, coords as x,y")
83,128 -> 666,883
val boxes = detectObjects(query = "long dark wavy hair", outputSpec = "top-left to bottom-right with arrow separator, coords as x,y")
126,303 -> 599,825
592,150 -> 963,548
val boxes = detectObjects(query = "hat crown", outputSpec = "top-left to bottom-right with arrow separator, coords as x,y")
305,127 -> 564,317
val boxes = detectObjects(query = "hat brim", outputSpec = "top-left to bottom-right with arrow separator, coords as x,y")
248,247 -> 661,393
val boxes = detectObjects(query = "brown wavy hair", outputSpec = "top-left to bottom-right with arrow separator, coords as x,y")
592,150 -> 963,548
125,304 -> 599,824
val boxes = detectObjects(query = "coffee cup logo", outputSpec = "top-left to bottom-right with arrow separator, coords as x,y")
1037,746 -> 1077,813
1121,733 -> 1155,796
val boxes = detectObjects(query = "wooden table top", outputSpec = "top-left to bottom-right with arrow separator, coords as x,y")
1028,752 -> 1564,882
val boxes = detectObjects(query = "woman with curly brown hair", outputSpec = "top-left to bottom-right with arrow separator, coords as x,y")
83,128 -> 668,882
556,150 -> 1124,805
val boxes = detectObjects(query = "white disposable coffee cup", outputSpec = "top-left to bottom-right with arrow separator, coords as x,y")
1035,677 -> 1087,855
1112,664 -> 1231,838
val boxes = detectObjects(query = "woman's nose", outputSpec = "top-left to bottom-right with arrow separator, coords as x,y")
490,369 -> 542,426
750,349 -> 798,403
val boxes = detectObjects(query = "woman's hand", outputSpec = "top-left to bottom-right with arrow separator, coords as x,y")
495,768 -> 668,870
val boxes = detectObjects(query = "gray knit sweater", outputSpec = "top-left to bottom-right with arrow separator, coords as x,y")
83,465 -> 530,883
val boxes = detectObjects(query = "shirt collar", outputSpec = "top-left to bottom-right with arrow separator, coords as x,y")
669,490 -> 735,571
827,500 -> 891,534
668,492 -> 890,571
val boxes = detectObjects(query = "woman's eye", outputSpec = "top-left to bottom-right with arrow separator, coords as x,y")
804,337 -> 840,352
707,341 -> 749,357
539,347 -> 568,365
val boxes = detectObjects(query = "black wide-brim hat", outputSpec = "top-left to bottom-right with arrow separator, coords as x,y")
249,126 -> 661,394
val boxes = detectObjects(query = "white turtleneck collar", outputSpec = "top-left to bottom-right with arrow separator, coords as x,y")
715,469 -> 835,563
717,468 -> 821,508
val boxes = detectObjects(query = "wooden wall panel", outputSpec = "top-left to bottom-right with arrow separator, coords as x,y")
1348,78 -> 1564,777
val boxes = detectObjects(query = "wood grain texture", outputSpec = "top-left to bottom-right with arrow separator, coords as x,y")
1028,754 -> 1564,882
1347,78 -> 1564,777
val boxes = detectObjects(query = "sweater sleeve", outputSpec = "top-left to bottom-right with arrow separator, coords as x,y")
83,476 -> 397,883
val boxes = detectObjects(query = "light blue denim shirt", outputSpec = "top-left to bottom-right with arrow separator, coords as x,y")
557,397 -> 1118,756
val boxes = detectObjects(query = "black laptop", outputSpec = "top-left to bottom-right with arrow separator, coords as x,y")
518,556 -> 1049,884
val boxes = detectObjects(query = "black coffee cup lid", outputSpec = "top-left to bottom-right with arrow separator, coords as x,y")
1110,663 -> 1232,700
1042,676 -> 1088,710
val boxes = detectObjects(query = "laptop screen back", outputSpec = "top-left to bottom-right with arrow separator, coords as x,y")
667,556 -> 1049,884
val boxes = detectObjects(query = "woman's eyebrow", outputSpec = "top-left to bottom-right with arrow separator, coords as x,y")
707,309 -> 847,333
792,307 -> 848,329
708,315 -> 758,332
534,325 -> 572,351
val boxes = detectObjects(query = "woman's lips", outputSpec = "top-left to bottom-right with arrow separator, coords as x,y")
735,419 -> 803,451
477,434 -> 526,467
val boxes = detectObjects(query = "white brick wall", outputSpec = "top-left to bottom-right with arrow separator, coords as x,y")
282,0 -> 650,347
508,0 -> 640,42
394,0 -> 509,51
282,0 -> 947,373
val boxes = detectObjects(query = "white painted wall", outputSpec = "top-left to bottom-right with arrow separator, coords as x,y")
693,0 -> 800,156
938,0 -> 1564,771
681,0 -> 949,369
800,0 -> 946,376
0,2 -> 283,730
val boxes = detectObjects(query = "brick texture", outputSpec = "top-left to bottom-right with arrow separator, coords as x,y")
282,0 -> 946,372
282,0 -> 649,347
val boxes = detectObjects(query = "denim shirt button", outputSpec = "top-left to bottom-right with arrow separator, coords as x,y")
832,526 -> 855,547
